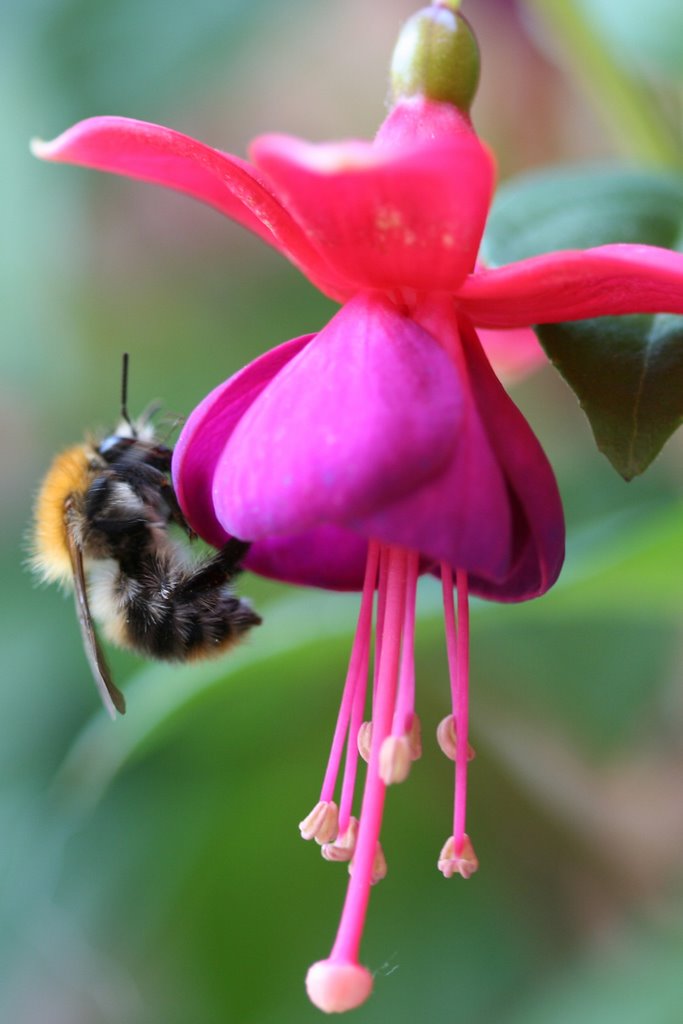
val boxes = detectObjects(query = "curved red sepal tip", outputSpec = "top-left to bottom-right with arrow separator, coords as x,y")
31,118 -> 349,300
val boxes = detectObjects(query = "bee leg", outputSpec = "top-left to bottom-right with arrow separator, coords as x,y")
178,539 -> 253,598
218,537 -> 252,576
158,480 -> 197,540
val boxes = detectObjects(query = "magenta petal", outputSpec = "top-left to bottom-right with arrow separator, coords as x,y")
250,100 -> 494,292
245,526 -> 369,591
457,244 -> 683,327
173,334 -> 313,546
214,293 -> 463,539
459,318 -> 565,600
352,302 -> 513,583
32,117 -> 349,298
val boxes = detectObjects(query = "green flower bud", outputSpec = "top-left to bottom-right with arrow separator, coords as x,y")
390,2 -> 480,113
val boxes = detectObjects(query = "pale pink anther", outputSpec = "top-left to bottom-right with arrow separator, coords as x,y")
321,818 -> 359,863
299,800 -> 339,844
379,714 -> 422,783
349,841 -> 388,885
436,714 -> 476,761
356,721 -> 372,764
377,548 -> 423,785
437,833 -> 479,879
407,713 -> 422,760
379,734 -> 413,785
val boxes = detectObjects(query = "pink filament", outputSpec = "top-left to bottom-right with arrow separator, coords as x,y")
391,549 -> 419,736
441,565 -> 471,855
329,545 -> 408,964
453,570 -> 470,852
338,655 -> 370,834
320,541 -> 380,804
441,563 -> 458,711
372,546 -> 390,709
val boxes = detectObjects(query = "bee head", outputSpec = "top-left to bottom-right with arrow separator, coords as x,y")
97,431 -> 138,463
98,354 -> 163,462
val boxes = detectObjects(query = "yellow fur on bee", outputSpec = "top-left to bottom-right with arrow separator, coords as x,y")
31,444 -> 91,586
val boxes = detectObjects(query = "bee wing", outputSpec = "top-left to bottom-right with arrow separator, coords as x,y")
65,517 -> 126,719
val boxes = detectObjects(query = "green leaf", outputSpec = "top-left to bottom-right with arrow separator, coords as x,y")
539,313 -> 683,478
482,164 -> 683,477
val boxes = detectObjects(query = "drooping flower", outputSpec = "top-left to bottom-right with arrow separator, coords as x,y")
32,0 -> 683,1013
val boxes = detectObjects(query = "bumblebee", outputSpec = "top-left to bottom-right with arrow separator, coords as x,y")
31,356 -> 261,718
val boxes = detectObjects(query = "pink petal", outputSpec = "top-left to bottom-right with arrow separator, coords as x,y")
213,293 -> 463,539
249,99 -> 494,292
216,295 -> 516,587
459,317 -> 565,600
244,527 -> 369,591
32,117 -> 349,299
173,335 -> 371,591
172,334 -> 313,547
457,244 -> 683,327
353,300 -> 513,583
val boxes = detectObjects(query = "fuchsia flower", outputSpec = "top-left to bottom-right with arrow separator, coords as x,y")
33,1 -> 683,1013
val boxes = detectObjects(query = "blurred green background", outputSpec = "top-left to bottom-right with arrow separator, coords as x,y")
2,0 -> 682,1021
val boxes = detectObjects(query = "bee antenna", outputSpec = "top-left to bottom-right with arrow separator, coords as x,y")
120,353 -> 136,435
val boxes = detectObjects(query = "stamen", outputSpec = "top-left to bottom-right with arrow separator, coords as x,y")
337,620 -> 373,836
379,734 -> 412,785
372,545 -> 391,707
436,714 -> 476,761
454,569 -> 471,852
441,565 -> 473,857
299,801 -> 339,844
336,542 -> 380,835
321,817 -> 358,863
307,545 -> 408,1011
357,721 -> 372,763
407,712 -> 422,760
349,840 -> 387,885
379,549 -> 421,785
437,834 -> 479,880
391,549 -> 419,739
303,542 -> 379,845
